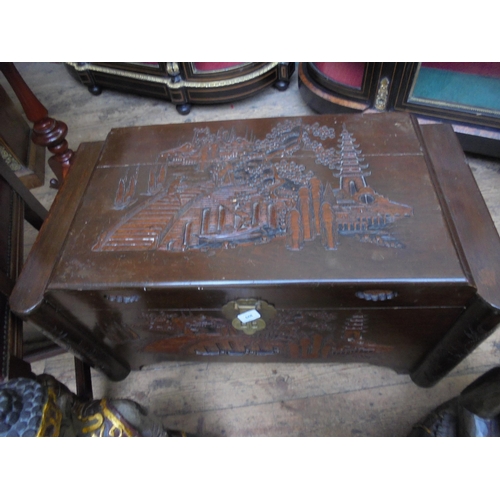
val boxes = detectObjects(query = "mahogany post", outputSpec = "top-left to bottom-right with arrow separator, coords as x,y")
0,63 -> 74,187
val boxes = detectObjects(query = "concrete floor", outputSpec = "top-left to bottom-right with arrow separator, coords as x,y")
3,62 -> 500,436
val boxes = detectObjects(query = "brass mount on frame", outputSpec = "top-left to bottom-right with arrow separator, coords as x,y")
222,299 -> 276,335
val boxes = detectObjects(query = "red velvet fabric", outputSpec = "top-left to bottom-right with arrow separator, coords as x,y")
422,62 -> 500,78
193,62 -> 243,72
313,62 -> 366,88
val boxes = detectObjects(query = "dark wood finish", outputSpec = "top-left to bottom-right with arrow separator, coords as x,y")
0,155 -> 47,229
459,367 -> 500,418
298,62 -> 401,114
409,124 -> 500,386
0,63 -> 75,184
409,366 -> 500,436
66,63 -> 295,115
0,84 -> 45,189
9,141 -> 130,381
298,62 -> 500,158
0,151 -> 93,395
10,113 -> 500,386
393,63 -> 500,129
0,167 -> 31,381
74,358 -> 93,400
0,159 -> 49,381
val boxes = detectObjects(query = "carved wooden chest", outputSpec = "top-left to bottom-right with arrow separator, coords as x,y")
10,112 -> 500,387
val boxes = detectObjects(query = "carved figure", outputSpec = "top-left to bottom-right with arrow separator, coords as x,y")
409,367 -> 500,437
0,376 -> 188,437
140,311 -> 393,360
93,120 -> 412,253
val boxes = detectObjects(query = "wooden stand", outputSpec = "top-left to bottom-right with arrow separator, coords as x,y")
298,62 -> 500,158
10,113 -> 500,387
0,63 -> 75,187
66,62 -> 295,115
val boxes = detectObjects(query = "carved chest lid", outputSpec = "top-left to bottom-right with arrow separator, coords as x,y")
50,113 -> 471,291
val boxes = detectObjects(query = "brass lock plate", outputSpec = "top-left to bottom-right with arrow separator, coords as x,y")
222,299 -> 276,335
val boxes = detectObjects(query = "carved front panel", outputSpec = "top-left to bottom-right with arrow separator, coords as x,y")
52,113 -> 469,294
107,306 -> 464,370
135,310 -> 393,360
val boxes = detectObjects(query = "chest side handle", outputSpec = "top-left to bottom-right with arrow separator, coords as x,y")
355,290 -> 397,301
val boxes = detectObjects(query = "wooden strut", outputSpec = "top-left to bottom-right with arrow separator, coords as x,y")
0,62 -> 74,187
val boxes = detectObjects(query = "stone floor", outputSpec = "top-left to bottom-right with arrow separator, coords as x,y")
3,62 -> 500,436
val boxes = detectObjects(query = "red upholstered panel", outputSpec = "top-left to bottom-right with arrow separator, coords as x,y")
422,62 -> 500,79
193,62 -> 244,72
313,62 -> 366,88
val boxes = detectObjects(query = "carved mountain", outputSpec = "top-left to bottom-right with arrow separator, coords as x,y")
92,120 -> 413,252
140,311 -> 394,359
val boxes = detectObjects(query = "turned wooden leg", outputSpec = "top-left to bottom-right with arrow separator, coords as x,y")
31,116 -> 74,187
0,63 -> 74,186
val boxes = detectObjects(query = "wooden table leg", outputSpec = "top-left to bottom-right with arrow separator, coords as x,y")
0,62 -> 74,187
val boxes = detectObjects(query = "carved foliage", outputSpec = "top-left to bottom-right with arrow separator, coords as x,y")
93,120 -> 413,252
139,310 -> 393,359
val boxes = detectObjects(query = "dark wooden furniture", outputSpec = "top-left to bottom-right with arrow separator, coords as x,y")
0,159 -> 92,398
0,63 -> 75,187
66,62 -> 296,115
0,84 -> 45,189
0,64 -> 91,398
10,112 -> 500,387
0,159 -> 45,382
298,62 -> 500,158
409,366 -> 500,437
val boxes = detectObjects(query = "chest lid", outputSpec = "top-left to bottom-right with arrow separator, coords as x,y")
50,112 -> 471,292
